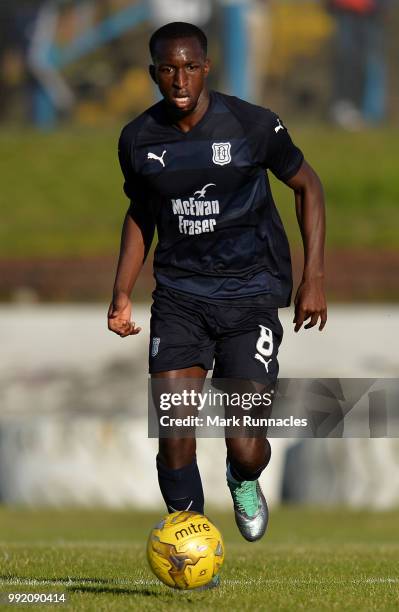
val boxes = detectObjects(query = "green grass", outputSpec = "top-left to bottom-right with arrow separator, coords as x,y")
1,125 -> 399,258
0,507 -> 398,610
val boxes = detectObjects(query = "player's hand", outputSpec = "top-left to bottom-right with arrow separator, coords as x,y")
107,291 -> 141,337
293,277 -> 327,332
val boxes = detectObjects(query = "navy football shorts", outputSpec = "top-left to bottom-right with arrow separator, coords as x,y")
149,287 -> 283,385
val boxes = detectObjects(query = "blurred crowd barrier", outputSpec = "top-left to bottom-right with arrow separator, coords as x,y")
1,0 -> 397,128
1,304 -> 398,509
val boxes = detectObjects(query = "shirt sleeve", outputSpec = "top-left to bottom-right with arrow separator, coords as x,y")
118,126 -> 155,257
261,112 -> 304,182
118,126 -> 144,202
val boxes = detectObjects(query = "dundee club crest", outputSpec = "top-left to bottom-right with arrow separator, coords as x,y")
212,142 -> 231,166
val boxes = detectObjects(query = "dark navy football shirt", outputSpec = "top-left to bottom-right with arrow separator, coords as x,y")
118,91 -> 304,307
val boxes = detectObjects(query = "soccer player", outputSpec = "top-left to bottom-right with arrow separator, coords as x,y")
108,22 -> 327,544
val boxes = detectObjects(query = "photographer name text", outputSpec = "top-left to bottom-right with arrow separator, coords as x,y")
159,415 -> 308,428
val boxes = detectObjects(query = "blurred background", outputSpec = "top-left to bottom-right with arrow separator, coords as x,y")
1,0 -> 398,511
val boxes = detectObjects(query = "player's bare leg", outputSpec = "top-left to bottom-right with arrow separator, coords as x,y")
226,437 -> 271,479
152,366 -> 207,513
158,437 -> 196,470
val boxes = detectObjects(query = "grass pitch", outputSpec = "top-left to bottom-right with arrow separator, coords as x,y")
0,507 -> 398,610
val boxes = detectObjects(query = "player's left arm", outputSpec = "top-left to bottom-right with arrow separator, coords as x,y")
285,160 -> 327,332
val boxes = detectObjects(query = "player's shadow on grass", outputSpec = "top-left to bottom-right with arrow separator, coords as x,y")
67,585 -> 172,598
0,575 -> 172,598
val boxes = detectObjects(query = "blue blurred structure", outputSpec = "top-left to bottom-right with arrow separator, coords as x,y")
363,33 -> 387,122
55,3 -> 150,68
221,0 -> 251,100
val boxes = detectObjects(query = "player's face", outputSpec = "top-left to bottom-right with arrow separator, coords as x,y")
150,37 -> 210,114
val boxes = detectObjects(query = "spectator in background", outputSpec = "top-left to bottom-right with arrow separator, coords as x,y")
328,0 -> 389,129
0,1 -> 39,122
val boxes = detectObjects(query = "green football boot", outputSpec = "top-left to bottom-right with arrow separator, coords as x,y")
226,463 -> 269,542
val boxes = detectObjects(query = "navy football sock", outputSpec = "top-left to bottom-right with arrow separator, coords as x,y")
156,455 -> 204,514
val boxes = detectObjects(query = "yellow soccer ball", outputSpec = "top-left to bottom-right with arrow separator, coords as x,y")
147,511 -> 224,590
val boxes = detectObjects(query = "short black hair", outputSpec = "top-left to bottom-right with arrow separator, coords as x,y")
149,22 -> 207,60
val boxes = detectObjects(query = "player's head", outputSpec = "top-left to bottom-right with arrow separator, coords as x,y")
149,22 -> 210,114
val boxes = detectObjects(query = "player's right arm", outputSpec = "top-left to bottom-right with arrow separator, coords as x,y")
108,213 -> 145,338
108,124 -> 155,338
